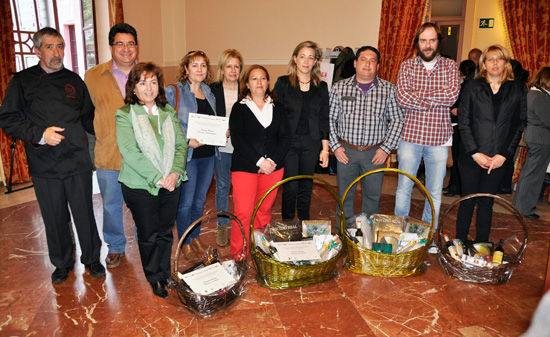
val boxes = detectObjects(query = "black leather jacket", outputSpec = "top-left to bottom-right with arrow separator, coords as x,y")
458,77 -> 527,158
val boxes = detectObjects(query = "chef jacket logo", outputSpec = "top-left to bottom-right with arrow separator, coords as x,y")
65,84 -> 76,98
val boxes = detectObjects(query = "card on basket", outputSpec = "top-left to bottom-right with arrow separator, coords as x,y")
271,241 -> 322,262
179,262 -> 236,296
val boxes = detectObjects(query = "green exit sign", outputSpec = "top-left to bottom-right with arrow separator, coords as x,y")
479,18 -> 494,28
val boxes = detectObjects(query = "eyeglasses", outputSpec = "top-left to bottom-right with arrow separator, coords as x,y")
112,41 -> 137,49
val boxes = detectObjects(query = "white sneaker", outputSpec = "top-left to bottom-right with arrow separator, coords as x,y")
428,242 -> 439,254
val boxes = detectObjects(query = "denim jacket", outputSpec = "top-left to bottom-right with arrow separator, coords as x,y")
165,81 -> 219,161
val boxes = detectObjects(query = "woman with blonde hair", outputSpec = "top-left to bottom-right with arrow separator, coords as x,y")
274,41 -> 330,221
456,45 -> 526,242
165,51 -> 219,260
513,66 -> 550,219
210,49 -> 244,246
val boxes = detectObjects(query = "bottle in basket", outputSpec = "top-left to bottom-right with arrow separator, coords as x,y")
492,239 -> 504,264
355,221 -> 364,247
443,235 -> 459,260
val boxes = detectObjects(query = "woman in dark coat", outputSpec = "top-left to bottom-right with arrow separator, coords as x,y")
455,45 -> 527,242
274,41 -> 330,221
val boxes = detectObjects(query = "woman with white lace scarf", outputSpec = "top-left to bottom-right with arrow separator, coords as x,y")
115,62 -> 188,299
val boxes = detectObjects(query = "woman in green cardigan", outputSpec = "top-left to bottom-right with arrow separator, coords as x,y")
116,63 -> 188,299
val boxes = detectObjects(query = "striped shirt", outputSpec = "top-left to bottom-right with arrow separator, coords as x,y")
396,55 -> 460,146
329,75 -> 404,154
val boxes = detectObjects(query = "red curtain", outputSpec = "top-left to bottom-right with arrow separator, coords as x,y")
377,0 -> 429,84
109,0 -> 124,26
500,0 -> 550,183
0,1 -> 31,185
500,0 -> 550,77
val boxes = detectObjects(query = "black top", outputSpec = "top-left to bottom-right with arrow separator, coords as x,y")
192,97 -> 215,158
296,89 -> 311,136
458,77 -> 527,158
0,65 -> 94,178
229,100 -> 291,173
273,75 -> 329,140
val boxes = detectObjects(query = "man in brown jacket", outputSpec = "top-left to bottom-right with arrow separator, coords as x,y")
84,23 -> 138,269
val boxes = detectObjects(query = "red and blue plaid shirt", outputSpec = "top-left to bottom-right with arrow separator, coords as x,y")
397,55 -> 460,146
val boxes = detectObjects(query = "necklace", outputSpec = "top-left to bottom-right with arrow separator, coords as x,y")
299,79 -> 310,91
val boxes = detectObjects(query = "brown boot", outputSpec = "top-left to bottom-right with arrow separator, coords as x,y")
191,237 -> 208,254
216,225 -> 229,247
181,244 -> 199,261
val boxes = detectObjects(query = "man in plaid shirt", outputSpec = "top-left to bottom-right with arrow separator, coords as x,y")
329,46 -> 404,223
394,23 -> 460,236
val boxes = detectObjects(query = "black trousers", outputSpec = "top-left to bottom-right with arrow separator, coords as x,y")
33,171 -> 101,269
121,184 -> 181,283
282,135 -> 321,220
456,155 -> 506,242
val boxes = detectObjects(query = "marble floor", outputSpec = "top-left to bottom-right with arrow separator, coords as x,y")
0,172 -> 549,336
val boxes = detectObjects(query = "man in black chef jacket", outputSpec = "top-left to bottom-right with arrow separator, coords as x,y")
0,27 -> 105,284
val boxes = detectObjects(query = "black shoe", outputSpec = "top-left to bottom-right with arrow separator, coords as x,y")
444,191 -> 458,197
443,186 -> 450,192
51,266 -> 74,284
524,214 -> 540,219
85,261 -> 106,278
150,281 -> 169,299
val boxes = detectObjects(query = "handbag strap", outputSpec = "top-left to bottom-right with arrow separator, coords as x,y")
169,84 -> 179,115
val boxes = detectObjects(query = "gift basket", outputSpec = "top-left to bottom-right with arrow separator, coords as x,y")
437,193 -> 528,285
341,168 -> 435,277
172,211 -> 248,317
250,175 -> 345,289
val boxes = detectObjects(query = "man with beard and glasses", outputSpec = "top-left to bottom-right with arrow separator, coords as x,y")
0,27 -> 105,284
394,23 -> 460,253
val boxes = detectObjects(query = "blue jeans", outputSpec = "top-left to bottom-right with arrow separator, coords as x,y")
97,168 -> 126,254
214,152 -> 232,226
394,140 -> 448,229
337,143 -> 384,222
176,156 -> 215,243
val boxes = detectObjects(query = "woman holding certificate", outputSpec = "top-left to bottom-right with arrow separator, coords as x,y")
165,51 -> 218,260
229,65 -> 291,260
116,63 -> 188,299
210,49 -> 244,247
274,41 -> 330,222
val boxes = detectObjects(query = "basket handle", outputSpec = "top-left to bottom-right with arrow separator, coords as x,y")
437,193 -> 529,261
173,211 -> 247,274
249,175 -> 345,257
339,168 -> 436,244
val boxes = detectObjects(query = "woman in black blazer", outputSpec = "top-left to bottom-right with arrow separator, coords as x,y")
229,65 -> 291,259
210,49 -> 243,247
274,41 -> 330,221
456,45 -> 527,242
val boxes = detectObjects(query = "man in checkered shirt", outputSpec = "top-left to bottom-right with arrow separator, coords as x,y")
329,46 -> 404,223
394,23 -> 460,234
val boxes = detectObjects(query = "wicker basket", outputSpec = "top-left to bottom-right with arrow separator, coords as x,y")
250,175 -> 345,289
437,193 -> 528,285
172,211 -> 248,317
341,168 -> 435,277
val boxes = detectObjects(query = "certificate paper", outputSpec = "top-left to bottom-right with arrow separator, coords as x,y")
272,241 -> 321,262
186,114 -> 229,146
179,263 -> 236,296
